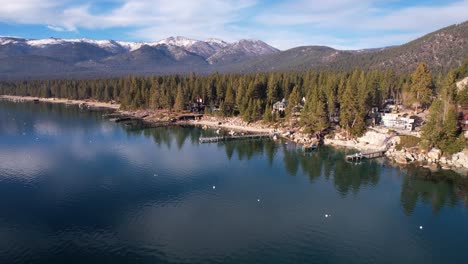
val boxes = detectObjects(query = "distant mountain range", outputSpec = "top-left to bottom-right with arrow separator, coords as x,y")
0,21 -> 466,79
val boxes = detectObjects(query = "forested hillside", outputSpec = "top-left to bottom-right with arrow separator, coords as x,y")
225,21 -> 468,73
0,22 -> 466,79
2,60 -> 467,141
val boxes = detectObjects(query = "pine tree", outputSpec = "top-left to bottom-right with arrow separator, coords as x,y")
301,88 -> 328,133
263,103 -> 273,123
286,85 -> 300,118
410,63 -> 434,112
174,85 -> 185,112
421,100 -> 444,149
339,80 -> 357,138
267,74 -> 281,104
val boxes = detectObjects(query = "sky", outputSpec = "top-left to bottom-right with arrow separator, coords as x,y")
0,0 -> 466,50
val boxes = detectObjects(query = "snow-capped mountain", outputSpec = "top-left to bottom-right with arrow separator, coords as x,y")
0,35 -> 280,78
0,36 -> 278,61
207,39 -> 280,64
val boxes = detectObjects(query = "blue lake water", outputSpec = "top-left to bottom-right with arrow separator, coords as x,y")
0,100 -> 467,264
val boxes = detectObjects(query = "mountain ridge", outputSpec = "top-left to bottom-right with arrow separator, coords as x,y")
0,21 -> 466,79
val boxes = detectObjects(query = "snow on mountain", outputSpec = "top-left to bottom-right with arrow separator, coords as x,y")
233,39 -> 279,55
154,37 -> 230,58
206,38 -> 229,48
0,37 -> 23,45
207,39 -> 279,64
0,36 -> 280,65
25,38 -> 127,53
115,41 -> 146,52
156,36 -> 199,47
26,38 -> 67,46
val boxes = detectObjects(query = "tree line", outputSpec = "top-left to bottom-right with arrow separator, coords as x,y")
1,60 -> 467,152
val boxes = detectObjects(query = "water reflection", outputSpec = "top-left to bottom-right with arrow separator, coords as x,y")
1,101 -> 468,263
2,100 -> 467,216
400,166 -> 468,214
122,123 -> 468,214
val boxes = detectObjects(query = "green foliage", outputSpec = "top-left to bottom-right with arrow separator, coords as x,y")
410,63 -> 434,111
286,85 -> 301,118
421,100 -> 464,154
1,62 -> 465,139
457,86 -> 468,105
174,85 -> 185,112
300,86 -> 329,133
395,136 -> 421,151
263,103 -> 273,123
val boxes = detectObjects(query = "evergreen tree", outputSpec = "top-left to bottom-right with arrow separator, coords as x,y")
410,63 -> 434,112
421,100 -> 443,148
263,103 -> 273,123
174,85 -> 185,112
286,85 -> 301,118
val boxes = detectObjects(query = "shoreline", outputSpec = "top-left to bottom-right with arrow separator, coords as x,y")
0,94 -> 436,153
2,94 -> 466,174
0,95 -> 120,110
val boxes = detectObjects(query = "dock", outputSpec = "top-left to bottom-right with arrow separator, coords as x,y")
346,149 -> 386,161
345,135 -> 394,161
199,133 -> 272,143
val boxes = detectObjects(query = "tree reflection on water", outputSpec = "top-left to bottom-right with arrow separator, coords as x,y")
126,125 -> 468,215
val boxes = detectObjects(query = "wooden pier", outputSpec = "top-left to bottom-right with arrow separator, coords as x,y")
199,133 -> 272,143
345,135 -> 394,161
346,150 -> 386,161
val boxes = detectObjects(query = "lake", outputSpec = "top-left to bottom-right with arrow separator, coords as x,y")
0,100 -> 467,264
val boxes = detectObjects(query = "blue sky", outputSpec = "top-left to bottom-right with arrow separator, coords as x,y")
0,0 -> 466,50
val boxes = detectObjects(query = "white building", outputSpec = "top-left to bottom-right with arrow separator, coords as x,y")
272,99 -> 287,113
381,113 -> 415,131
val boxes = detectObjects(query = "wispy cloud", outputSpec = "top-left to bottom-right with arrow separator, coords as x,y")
0,0 -> 466,49
47,24 -> 69,32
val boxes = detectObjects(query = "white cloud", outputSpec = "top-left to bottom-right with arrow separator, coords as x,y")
47,24 -> 68,32
0,0 -> 465,49
252,0 -> 468,49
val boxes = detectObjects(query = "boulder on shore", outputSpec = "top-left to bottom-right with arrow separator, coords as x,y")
427,148 -> 442,161
358,131 -> 388,147
452,150 -> 468,169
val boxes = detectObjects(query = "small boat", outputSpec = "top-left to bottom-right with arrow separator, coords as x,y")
33,99 -> 40,104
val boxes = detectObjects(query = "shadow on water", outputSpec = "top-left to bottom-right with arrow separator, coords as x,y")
2,100 -> 466,219
399,165 -> 468,215
123,123 -> 468,215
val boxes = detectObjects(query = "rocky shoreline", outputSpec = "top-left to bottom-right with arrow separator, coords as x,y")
2,95 -> 467,175
385,142 -> 468,175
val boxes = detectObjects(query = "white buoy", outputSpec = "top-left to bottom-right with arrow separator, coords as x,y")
419,225 -> 423,230
325,214 -> 329,218
212,185 -> 216,189
257,199 -> 260,202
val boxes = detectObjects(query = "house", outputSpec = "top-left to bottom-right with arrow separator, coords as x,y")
380,113 -> 415,131
189,97 -> 205,113
272,98 -> 287,113
456,106 -> 468,136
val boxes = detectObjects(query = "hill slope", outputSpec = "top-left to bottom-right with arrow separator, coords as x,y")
227,21 -> 467,73
0,21 -> 466,79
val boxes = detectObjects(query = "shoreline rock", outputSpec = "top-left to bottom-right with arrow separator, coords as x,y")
3,95 -> 467,174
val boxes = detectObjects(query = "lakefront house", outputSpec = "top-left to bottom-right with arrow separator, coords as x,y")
380,113 -> 415,131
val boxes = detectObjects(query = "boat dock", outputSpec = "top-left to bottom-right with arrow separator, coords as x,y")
345,150 -> 386,161
199,133 -> 272,143
345,135 -> 394,161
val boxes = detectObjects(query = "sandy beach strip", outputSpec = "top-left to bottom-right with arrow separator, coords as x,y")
0,95 -> 120,110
